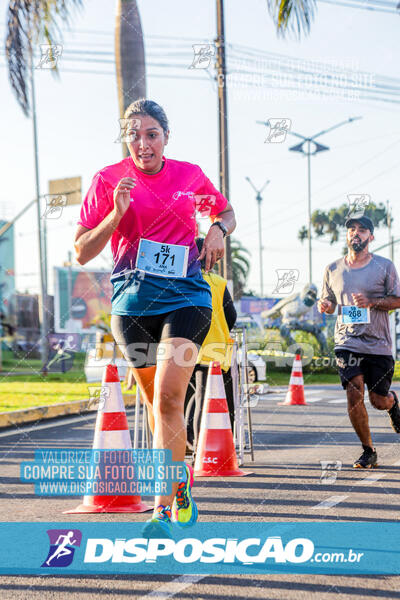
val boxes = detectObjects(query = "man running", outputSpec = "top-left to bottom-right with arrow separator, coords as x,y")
318,215 -> 400,468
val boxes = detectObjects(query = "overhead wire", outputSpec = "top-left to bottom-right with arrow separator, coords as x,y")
318,0 -> 399,13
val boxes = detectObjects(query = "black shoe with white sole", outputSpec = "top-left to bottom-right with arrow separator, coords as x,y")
353,446 -> 378,469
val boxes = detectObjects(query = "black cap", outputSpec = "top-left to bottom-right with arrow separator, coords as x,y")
345,215 -> 374,234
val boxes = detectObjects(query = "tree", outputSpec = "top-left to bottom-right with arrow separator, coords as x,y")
298,202 -> 389,245
5,1 -> 83,116
5,0 -> 146,133
267,0 -> 316,38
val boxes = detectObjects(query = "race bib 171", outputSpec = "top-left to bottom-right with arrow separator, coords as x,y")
135,239 -> 189,278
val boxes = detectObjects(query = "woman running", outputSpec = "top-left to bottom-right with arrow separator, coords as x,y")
74,99 -> 236,535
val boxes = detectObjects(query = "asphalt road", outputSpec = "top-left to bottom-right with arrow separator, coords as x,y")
1,384 -> 400,600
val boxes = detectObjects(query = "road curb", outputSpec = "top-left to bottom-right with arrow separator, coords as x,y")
0,394 -> 137,429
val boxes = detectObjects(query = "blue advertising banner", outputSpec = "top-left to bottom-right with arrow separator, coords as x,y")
0,522 -> 399,576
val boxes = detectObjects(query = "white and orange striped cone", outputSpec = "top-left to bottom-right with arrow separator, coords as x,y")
194,361 -> 251,477
64,364 -> 151,513
279,353 -> 307,406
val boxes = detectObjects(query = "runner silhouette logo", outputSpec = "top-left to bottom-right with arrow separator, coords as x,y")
41,529 -> 82,567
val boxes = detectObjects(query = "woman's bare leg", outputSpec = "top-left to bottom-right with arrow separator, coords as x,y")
152,337 -> 198,508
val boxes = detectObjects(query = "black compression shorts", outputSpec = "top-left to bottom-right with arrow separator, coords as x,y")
334,349 -> 394,396
111,306 -> 212,369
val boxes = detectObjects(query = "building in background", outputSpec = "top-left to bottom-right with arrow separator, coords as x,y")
0,220 -> 15,329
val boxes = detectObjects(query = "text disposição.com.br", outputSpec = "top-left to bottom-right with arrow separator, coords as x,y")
83,536 -> 365,565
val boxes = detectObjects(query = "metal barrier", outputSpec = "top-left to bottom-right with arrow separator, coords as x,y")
130,327 -> 256,461
231,327 -> 255,464
132,385 -> 152,450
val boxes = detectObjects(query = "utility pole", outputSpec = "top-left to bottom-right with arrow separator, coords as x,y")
245,177 -> 270,297
215,0 -> 233,293
30,52 -> 48,371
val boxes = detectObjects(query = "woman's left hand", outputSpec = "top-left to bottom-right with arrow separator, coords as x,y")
198,225 -> 225,272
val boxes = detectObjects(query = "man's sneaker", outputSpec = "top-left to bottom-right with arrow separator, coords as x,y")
353,446 -> 378,469
388,391 -> 400,433
142,505 -> 173,538
172,463 -> 198,527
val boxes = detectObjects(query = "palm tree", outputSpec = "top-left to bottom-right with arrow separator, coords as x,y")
5,1 -> 83,116
5,0 -> 146,146
231,238 -> 251,298
266,0 -> 316,38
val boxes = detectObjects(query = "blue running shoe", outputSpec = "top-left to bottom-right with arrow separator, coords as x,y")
172,463 -> 198,527
143,504 -> 173,539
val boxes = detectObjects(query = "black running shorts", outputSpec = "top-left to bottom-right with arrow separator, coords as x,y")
111,306 -> 212,369
334,349 -> 394,396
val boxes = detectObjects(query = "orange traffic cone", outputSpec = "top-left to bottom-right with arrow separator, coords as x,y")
279,353 -> 307,406
64,364 -> 151,513
194,361 -> 251,477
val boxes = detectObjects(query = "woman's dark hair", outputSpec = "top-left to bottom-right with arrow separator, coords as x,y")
124,99 -> 169,134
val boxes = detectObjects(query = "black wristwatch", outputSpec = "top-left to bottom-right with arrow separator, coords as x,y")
210,221 -> 228,238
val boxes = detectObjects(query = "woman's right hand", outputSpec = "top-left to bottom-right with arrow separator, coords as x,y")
113,177 -> 136,219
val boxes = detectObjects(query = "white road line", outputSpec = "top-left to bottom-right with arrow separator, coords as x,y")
328,399 -> 347,404
144,575 -> 205,598
0,413 -> 98,438
305,397 -> 323,403
312,457 -> 400,509
311,495 -> 348,509
356,472 -> 386,485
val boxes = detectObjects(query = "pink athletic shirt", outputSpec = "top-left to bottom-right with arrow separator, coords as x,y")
78,156 -> 228,279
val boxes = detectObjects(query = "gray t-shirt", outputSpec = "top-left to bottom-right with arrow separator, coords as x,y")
321,254 -> 400,355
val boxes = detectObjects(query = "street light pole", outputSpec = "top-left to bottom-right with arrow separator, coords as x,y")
257,195 -> 263,295
30,52 -> 48,370
245,177 -> 270,297
306,141 -> 312,283
257,117 -> 362,284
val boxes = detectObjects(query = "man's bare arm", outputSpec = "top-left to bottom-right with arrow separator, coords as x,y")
352,293 -> 400,312
317,299 -> 336,314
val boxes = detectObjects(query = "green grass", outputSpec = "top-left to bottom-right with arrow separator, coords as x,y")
0,382 -> 94,412
265,370 -> 342,387
0,381 -> 136,412
0,351 -> 136,412
1,349 -> 87,378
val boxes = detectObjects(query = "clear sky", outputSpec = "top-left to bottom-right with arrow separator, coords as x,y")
0,0 -> 399,302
